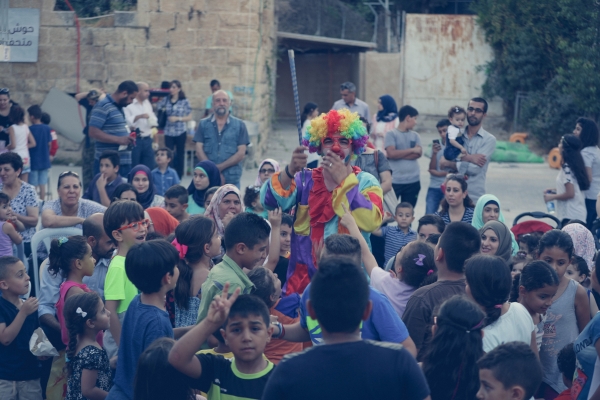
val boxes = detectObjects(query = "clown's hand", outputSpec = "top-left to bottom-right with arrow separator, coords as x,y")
289,146 -> 308,174
323,150 -> 350,186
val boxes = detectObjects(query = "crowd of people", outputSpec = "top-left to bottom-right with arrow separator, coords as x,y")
0,79 -> 599,400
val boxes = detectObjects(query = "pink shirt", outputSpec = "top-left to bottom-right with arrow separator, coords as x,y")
56,281 -> 92,345
370,267 -> 416,318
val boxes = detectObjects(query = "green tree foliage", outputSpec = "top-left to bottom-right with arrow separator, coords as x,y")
472,0 -> 600,148
54,0 -> 136,18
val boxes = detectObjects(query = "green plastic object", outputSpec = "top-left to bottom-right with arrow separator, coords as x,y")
425,141 -> 544,163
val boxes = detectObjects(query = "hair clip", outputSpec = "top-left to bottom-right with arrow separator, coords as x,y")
494,304 -> 503,309
414,254 -> 426,266
76,307 -> 87,318
454,107 -> 460,113
427,269 -> 434,276
57,237 -> 68,246
171,238 -> 188,260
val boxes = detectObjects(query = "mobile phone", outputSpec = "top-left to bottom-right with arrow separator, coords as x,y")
433,139 -> 440,145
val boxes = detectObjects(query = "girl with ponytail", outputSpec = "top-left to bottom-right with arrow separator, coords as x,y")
422,295 -> 484,400
464,255 -> 537,354
64,291 -> 112,399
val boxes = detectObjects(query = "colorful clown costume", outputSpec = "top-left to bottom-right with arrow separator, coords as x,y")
261,109 -> 383,295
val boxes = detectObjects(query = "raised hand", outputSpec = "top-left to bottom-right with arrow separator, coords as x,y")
268,208 -> 282,229
322,150 -> 350,185
206,283 -> 241,327
339,203 -> 359,234
289,146 -> 308,174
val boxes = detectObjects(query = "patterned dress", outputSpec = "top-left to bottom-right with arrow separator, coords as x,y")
67,345 -> 112,400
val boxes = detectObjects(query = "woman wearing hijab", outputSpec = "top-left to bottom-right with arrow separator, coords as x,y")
146,207 -> 179,236
128,165 -> 164,209
479,220 -> 512,262
255,159 -> 280,187
472,194 -> 519,255
370,95 -> 399,153
187,160 -> 221,215
562,222 -> 596,270
204,184 -> 243,239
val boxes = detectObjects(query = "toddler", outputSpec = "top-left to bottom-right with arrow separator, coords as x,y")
518,232 -> 542,257
508,254 -> 527,279
443,105 -> 467,161
64,292 -> 112,400
151,147 -> 180,197
7,105 -> 35,182
0,192 -> 23,257
244,185 -> 267,219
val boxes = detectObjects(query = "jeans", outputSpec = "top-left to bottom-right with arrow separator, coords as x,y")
392,181 -> 421,207
425,187 -> 444,214
132,136 -> 156,170
165,133 -> 187,179
586,198 -> 597,231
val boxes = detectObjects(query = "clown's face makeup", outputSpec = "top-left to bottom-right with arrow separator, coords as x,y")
321,133 -> 352,160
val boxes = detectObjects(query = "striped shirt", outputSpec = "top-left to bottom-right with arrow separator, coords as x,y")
435,207 -> 475,225
381,226 -> 417,266
89,94 -> 131,165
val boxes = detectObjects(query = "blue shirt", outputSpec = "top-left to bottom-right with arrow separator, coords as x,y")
89,94 -> 131,165
29,124 -> 52,170
107,295 -> 173,400
193,115 -> 249,185
151,167 -> 180,196
83,174 -> 126,204
574,312 -> 600,399
300,283 -> 409,344
380,226 -> 417,266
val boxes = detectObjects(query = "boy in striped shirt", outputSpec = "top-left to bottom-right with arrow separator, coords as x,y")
373,202 -> 417,266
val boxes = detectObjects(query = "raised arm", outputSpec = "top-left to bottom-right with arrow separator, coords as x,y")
260,146 -> 307,213
339,204 -> 379,277
264,209 -> 282,272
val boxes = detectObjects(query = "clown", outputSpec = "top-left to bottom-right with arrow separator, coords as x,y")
261,109 -> 383,295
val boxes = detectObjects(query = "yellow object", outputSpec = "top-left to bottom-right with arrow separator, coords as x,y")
509,132 -> 528,143
548,147 -> 562,169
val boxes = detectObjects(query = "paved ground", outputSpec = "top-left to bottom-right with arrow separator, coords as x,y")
48,119 -> 558,227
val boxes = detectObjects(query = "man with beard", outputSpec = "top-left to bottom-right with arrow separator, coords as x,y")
194,90 -> 249,187
89,80 -> 138,178
441,97 -> 496,203
261,109 -> 383,295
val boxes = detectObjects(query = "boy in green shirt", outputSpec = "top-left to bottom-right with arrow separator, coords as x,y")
103,200 -> 148,358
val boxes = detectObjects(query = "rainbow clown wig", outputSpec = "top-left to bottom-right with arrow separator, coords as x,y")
302,108 -> 368,160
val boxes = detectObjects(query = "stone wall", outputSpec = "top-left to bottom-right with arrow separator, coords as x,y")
1,0 -> 276,159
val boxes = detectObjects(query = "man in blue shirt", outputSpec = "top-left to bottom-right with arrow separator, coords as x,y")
194,90 -> 249,188
89,81 -> 138,178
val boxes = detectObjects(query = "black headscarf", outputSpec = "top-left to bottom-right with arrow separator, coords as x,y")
187,160 -> 221,207
376,95 -> 398,122
127,165 -> 156,209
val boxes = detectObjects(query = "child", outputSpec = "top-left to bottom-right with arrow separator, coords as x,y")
510,261 -> 559,351
573,255 -> 600,399
273,213 -> 292,289
262,257 -> 430,399
422,295 -> 485,400
0,193 -> 23,256
134,338 -> 195,400
169,290 -> 275,400
102,200 -> 148,359
569,255 -> 600,317
518,232 -> 542,258
247,267 -> 302,363
186,160 -> 220,216
168,215 -> 220,328
128,165 -> 164,209
196,212 -> 271,323
164,185 -> 189,223
443,106 -> 468,161
0,256 -> 42,399
83,150 -> 126,207
373,202 -> 417,266
64,292 -> 112,400
508,254 -> 527,278
151,147 -> 180,197
417,214 -> 445,242
426,119 -> 450,214
107,239 -> 179,400
464,255 -> 536,353
244,185 -> 267,218
48,235 -> 98,346
537,229 -> 591,396
477,342 -> 543,400
7,105 -> 36,183
40,112 -> 58,162
27,105 -> 52,199
555,343 -> 576,399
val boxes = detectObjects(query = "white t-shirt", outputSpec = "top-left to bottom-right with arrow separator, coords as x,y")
556,163 -> 587,222
447,125 -> 462,141
581,145 -> 600,200
369,267 -> 416,318
482,302 -> 535,353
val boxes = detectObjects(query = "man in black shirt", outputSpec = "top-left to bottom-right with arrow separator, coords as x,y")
0,88 -> 18,152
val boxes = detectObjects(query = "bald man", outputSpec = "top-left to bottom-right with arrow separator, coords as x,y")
125,82 -> 157,169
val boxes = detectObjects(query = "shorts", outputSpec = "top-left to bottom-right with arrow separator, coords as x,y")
28,169 -> 49,186
0,378 -> 43,400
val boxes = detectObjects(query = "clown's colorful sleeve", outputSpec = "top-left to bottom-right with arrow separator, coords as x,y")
260,171 -> 299,213
331,171 -> 383,233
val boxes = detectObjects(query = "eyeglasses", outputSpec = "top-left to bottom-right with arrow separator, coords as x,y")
0,88 -> 9,95
322,137 -> 351,149
467,107 -> 484,114
259,168 -> 275,174
116,219 -> 150,232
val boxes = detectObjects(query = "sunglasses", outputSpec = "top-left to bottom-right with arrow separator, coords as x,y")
116,219 -> 150,232
259,168 -> 275,174
59,170 -> 80,178
467,107 -> 484,114
0,88 -> 9,95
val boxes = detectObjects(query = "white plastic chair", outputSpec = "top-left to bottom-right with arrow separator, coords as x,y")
30,227 -> 82,297
12,242 -> 30,299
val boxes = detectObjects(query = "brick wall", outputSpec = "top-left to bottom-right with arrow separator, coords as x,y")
1,0 -> 276,161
